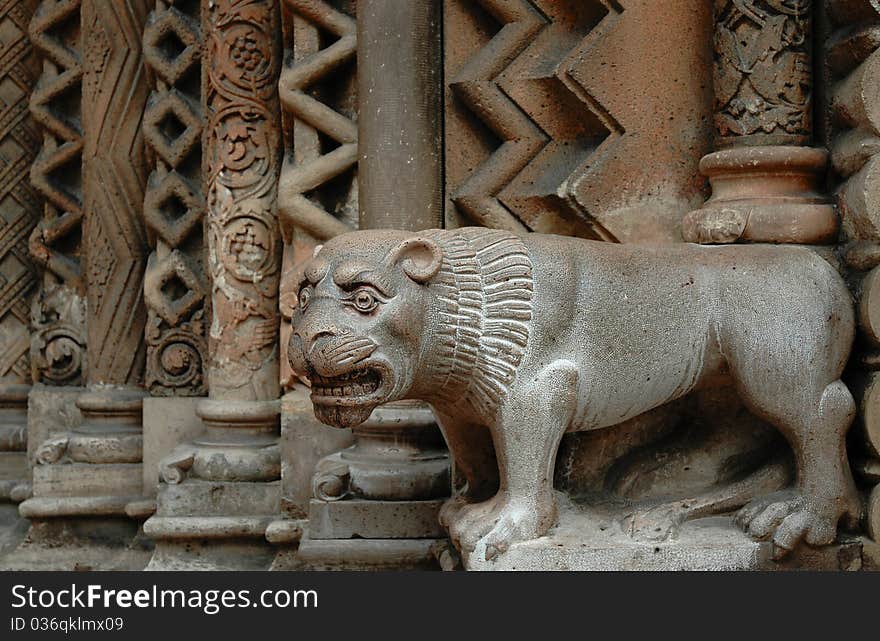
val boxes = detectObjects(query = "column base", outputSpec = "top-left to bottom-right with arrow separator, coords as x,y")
0,384 -> 29,502
144,478 -> 281,570
293,535 -> 444,570
682,146 -> 837,244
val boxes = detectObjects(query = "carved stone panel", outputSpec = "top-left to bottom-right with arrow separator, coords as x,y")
0,0 -> 41,387
143,0 -> 207,396
713,0 -> 812,147
29,0 -> 86,386
443,0 -> 715,243
81,0 -> 151,387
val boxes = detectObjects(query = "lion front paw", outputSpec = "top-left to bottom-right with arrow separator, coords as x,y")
446,491 -> 558,562
735,489 -> 861,559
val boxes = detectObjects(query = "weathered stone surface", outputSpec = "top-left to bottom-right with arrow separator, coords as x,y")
294,536 -> 442,571
26,384 -> 81,466
685,0 -> 836,245
443,0 -> 714,243
28,0 -> 87,388
142,0 -> 208,397
281,387 -> 352,517
713,0 -> 813,148
0,0 -> 41,498
0,517 -> 150,571
466,502 -> 864,571
308,499 -> 445,539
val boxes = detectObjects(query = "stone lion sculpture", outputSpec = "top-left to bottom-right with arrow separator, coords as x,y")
288,227 -> 861,562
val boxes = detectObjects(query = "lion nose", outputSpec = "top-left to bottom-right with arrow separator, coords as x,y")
304,330 -> 334,355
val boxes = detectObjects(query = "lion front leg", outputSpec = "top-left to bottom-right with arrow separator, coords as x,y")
434,411 -> 499,531
456,361 -> 578,563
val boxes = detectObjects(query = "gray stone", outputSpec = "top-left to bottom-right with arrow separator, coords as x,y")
143,397 -> 204,498
27,385 -> 82,465
466,500 -> 863,571
308,499 -> 445,539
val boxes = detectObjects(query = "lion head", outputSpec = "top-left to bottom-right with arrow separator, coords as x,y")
288,227 -> 534,428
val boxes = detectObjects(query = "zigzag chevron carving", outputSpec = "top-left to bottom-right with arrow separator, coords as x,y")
445,0 -> 713,243
278,0 -> 357,243
28,0 -> 87,385
81,0 -> 150,386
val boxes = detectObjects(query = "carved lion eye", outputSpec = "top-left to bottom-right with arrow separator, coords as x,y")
298,287 -> 312,310
352,289 -> 378,313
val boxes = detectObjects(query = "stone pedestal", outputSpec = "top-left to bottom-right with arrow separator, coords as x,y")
299,403 -> 447,570
465,499 -> 864,571
145,478 -> 280,571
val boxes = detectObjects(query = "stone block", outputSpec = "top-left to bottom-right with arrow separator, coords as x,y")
309,499 -> 445,539
465,503 -> 864,571
156,479 -> 281,518
32,463 -> 142,498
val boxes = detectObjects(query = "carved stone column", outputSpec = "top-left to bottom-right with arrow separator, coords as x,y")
146,0 -> 283,570
139,0 -> 208,511
683,0 -> 837,244
296,0 -> 449,571
0,0 -> 41,503
19,0 -> 87,523
23,0 -> 153,521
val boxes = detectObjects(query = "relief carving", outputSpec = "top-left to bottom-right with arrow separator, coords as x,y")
289,228 -> 861,563
28,0 -> 86,386
204,0 -> 282,401
444,0 -> 715,243
0,0 -> 41,392
713,0 -> 812,146
142,0 -> 208,396
81,0 -> 151,387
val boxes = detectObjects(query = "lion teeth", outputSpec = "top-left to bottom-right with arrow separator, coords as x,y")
311,369 -> 381,398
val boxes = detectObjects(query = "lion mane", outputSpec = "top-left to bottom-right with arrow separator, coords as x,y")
419,227 -> 534,417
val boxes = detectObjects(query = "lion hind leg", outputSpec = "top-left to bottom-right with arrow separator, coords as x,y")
735,376 -> 861,558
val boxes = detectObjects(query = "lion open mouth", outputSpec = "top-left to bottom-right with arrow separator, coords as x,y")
310,368 -> 382,400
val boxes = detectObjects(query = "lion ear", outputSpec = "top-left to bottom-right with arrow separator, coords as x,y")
387,237 -> 443,284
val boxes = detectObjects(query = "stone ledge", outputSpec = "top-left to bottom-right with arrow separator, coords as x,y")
465,504 -> 864,571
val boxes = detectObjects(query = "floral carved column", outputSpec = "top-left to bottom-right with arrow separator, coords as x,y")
147,0 -> 283,569
683,0 -> 836,244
